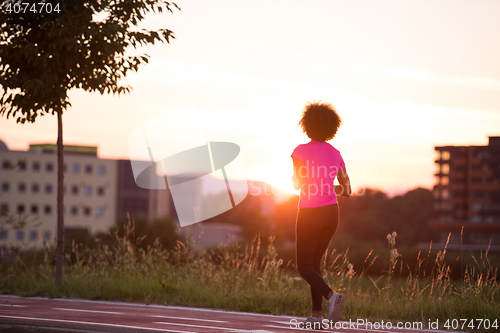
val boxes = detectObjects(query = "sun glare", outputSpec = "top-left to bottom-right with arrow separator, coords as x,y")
248,164 -> 299,195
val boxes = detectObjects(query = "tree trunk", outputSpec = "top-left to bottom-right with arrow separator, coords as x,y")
55,109 -> 65,285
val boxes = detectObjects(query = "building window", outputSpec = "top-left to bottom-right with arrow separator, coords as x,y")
45,184 -> 53,194
97,165 -> 106,175
33,162 -> 40,171
471,203 -> 482,211
441,164 -> 449,174
97,186 -> 105,196
71,185 -> 79,195
2,160 -> 10,170
44,205 -> 52,215
17,204 -> 25,214
441,151 -> 450,160
1,182 -> 9,192
0,203 -> 8,214
31,204 -> 39,214
72,164 -> 80,174
437,164 -> 445,174
478,151 -> 489,159
70,206 -> 79,216
19,161 -> 26,171
83,206 -> 91,217
32,183 -> 40,194
16,230 -> 24,240
96,207 -> 104,217
441,203 -> 453,211
43,231 -> 51,241
83,186 -> 92,196
0,231 -> 7,240
46,162 -> 54,172
18,182 -> 26,193
29,231 -> 38,241
85,165 -> 93,174
441,176 -> 449,185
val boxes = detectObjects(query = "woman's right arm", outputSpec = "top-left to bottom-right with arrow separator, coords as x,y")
291,157 -> 305,190
335,167 -> 352,197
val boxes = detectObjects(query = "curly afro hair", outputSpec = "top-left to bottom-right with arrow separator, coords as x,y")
298,101 -> 342,142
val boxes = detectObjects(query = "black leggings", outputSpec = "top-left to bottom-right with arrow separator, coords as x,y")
296,204 -> 339,311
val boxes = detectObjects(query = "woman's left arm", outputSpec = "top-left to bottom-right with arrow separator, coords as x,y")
335,167 -> 352,197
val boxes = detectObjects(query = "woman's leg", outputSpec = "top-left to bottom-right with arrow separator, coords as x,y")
296,204 -> 339,312
311,205 -> 339,310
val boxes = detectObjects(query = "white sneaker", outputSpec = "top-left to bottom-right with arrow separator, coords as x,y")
327,292 -> 345,324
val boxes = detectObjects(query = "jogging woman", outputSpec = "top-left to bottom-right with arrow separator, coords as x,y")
291,101 -> 351,329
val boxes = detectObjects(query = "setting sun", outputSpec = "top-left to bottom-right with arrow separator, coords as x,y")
247,164 -> 299,196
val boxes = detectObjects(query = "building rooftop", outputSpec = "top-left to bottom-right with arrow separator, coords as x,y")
29,144 -> 97,156
488,136 -> 500,146
436,136 -> 500,149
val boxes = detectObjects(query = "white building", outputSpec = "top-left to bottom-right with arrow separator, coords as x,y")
0,142 -> 118,248
0,139 -> 259,251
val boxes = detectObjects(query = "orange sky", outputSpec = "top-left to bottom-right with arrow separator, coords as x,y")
1,0 -> 500,196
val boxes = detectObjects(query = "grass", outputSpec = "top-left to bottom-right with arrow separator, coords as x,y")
1,222 -> 499,333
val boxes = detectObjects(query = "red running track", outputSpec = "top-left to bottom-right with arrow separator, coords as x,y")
0,295 -> 454,332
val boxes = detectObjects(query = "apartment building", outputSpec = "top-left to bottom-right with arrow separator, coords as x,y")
0,142 -> 118,248
428,136 -> 500,248
0,140 -> 178,249
116,159 -> 151,221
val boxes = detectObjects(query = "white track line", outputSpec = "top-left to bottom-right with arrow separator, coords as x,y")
0,295 -> 301,320
0,314 -> 195,333
265,324 -> 334,332
0,304 -> 26,307
228,330 -> 275,333
269,320 -> 400,332
154,321 -> 249,332
271,320 -> 301,325
53,307 -> 123,315
345,324 -> 457,333
151,315 -> 226,323
267,322 -> 460,333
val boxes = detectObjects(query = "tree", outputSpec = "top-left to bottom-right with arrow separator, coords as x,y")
0,0 -> 179,284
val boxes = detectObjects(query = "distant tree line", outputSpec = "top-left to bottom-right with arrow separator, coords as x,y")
17,186 -> 497,279
217,187 -> 434,247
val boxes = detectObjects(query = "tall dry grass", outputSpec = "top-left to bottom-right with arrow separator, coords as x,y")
0,220 -> 498,332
